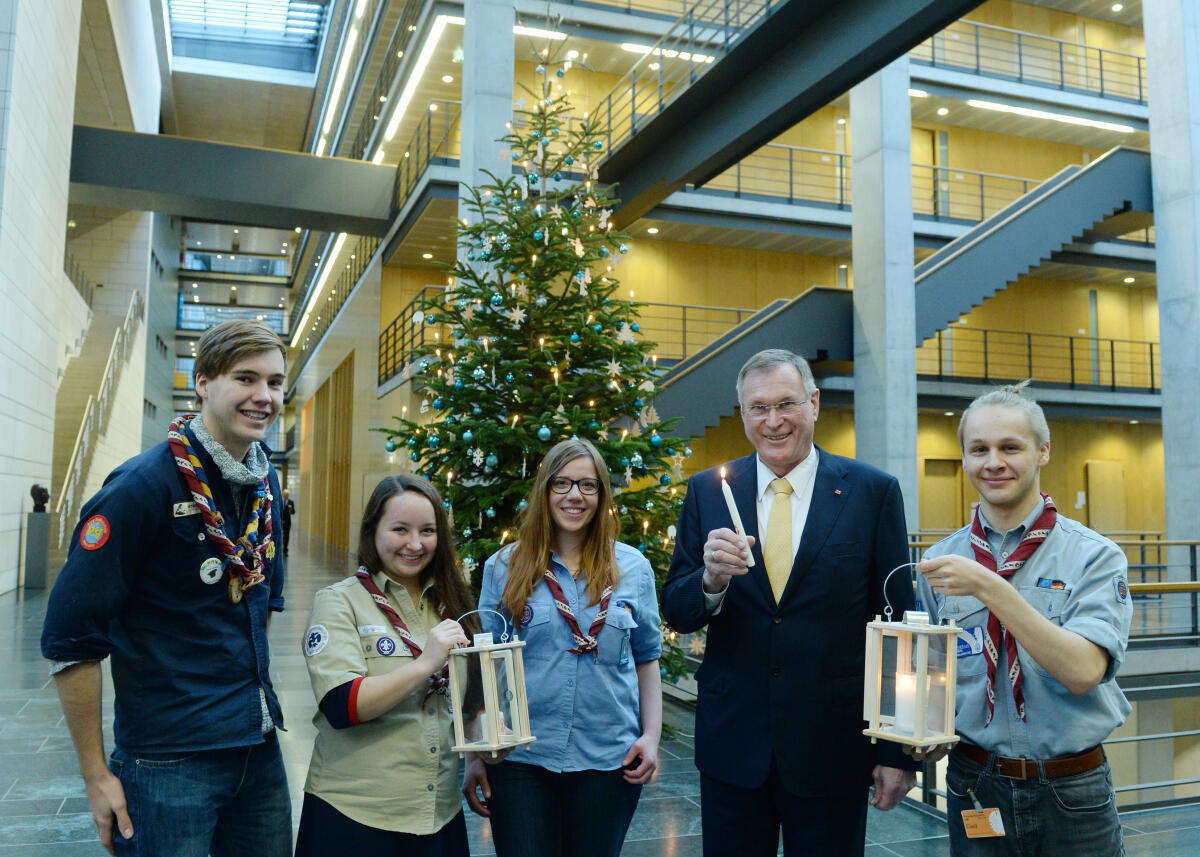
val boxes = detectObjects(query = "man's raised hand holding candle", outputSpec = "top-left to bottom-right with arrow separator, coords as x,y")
701,469 -> 758,593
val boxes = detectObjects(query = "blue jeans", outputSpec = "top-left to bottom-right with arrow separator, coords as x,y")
109,732 -> 292,857
484,761 -> 642,857
945,749 -> 1124,856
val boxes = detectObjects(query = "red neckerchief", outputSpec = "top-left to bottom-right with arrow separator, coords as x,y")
969,493 -> 1058,725
540,567 -> 612,660
167,415 -> 272,602
355,568 -> 450,704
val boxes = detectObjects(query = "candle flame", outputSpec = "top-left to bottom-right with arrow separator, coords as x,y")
720,466 -> 727,479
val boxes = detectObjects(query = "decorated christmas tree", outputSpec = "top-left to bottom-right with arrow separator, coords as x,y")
376,40 -> 692,679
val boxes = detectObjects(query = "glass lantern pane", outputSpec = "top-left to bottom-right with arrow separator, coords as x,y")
488,652 -> 518,740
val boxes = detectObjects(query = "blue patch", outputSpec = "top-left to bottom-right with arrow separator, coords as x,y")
957,626 -> 984,658
1114,578 -> 1129,603
1037,578 -> 1066,590
520,604 -> 533,625
376,637 -> 397,656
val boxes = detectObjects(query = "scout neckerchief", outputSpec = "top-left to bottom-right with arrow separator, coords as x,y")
540,566 -> 613,659
969,493 -> 1058,725
355,568 -> 450,705
168,414 -> 274,604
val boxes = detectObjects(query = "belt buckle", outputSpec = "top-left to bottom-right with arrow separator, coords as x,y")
1019,758 -> 1029,779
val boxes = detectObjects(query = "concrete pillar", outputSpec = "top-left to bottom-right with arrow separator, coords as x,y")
0,0 -> 85,593
1145,0 -> 1200,550
457,0 -> 515,239
849,57 -> 919,530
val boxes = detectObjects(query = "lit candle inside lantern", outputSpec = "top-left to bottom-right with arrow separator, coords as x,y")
719,467 -> 755,567
894,671 -> 917,735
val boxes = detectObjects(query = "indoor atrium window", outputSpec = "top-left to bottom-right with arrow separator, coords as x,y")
168,0 -> 330,74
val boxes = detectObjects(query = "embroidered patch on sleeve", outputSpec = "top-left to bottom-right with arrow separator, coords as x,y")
1114,578 -> 1129,603
80,515 -> 111,551
304,624 -> 329,657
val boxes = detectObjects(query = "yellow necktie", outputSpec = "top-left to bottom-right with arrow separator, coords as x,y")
765,478 -> 794,603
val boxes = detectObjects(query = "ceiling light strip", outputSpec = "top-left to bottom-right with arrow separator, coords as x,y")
291,232 -> 347,347
966,99 -> 1135,134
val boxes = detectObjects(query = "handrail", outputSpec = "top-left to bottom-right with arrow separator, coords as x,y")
1129,582 -> 1200,595
63,252 -> 96,309
54,290 -> 144,548
911,18 -> 1148,103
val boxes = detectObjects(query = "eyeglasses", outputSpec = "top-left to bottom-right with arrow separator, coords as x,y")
744,399 -> 809,420
549,477 -> 601,495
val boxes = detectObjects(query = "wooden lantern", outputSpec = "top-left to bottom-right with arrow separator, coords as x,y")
863,610 -> 960,748
448,632 -> 536,756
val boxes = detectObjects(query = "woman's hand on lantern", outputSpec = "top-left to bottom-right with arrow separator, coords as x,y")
918,555 -> 998,600
416,619 -> 469,671
702,528 -> 756,594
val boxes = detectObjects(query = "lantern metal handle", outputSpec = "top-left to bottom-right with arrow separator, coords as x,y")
456,608 -> 512,642
882,562 -> 920,622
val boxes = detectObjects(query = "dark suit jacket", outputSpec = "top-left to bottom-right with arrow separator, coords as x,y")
661,447 -> 917,796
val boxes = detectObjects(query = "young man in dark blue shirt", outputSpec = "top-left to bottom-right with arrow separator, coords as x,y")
43,320 -> 291,856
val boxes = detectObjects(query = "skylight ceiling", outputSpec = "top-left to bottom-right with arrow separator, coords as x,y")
169,0 -> 330,73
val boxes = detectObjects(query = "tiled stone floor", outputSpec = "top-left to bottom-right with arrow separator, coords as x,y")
3,535 -> 1199,855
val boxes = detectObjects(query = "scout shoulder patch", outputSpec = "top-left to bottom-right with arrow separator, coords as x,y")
1114,578 -> 1129,603
304,624 -> 329,657
520,604 -> 534,625
80,515 -> 111,551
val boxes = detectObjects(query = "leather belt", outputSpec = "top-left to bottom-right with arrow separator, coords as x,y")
952,742 -> 1106,780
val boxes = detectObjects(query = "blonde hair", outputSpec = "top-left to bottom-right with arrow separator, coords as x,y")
500,438 -> 620,624
958,379 -> 1050,448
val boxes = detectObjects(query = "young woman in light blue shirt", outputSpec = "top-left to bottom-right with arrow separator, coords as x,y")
462,438 -> 663,857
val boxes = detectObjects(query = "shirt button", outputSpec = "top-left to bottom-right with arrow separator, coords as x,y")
771,666 -> 782,677
773,617 -> 781,625
197,534 -> 205,542
1001,551 -> 1010,559
429,746 -> 437,753
427,784 -> 434,791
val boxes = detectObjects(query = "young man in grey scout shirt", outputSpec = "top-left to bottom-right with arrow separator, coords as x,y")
916,382 -> 1131,856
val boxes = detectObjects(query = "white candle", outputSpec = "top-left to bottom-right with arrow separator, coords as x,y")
894,672 -> 916,735
719,468 -> 755,567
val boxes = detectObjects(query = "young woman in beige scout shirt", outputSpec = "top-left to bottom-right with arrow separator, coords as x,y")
295,474 -> 478,857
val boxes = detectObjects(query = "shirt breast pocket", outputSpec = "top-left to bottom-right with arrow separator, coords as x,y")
601,607 -> 638,667
1017,585 -> 1070,624
170,516 -> 222,592
517,601 -> 553,658
941,596 -> 989,676
361,633 -> 413,674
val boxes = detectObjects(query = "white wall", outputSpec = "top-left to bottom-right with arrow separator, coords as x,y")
107,0 -> 160,133
0,0 -> 83,593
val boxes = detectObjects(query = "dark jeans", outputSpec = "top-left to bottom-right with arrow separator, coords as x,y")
485,761 -> 643,857
294,792 -> 468,857
699,761 -> 868,857
109,731 -> 291,857
945,749 -> 1124,856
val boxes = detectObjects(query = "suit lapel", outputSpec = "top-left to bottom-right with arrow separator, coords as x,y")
780,447 -> 850,603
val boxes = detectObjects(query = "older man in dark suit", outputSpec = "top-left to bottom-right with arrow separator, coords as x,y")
662,349 -> 919,857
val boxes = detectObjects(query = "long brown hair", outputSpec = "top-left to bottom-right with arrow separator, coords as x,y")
358,474 -> 478,634
501,438 -> 620,623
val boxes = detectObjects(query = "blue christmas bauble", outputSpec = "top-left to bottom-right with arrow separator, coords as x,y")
593,323 -> 602,332
490,293 -> 503,306
536,64 -> 545,74
550,128 -> 559,135
534,230 -> 543,241
537,426 -> 552,441
517,499 -> 528,511
385,439 -> 397,452
634,398 -> 644,408
565,155 -> 574,165
531,130 -> 541,139
556,68 -> 565,78
589,421 -> 600,428
445,416 -> 455,426
463,528 -> 473,539
600,246 -> 610,257
631,322 -> 640,332
407,436 -> 417,447
485,454 -> 498,470
619,245 -> 629,254
684,446 -> 693,457
480,251 -> 491,260
418,360 -> 428,373
535,295 -> 548,307
473,367 -> 486,381
455,380 -> 464,390
631,453 -> 643,468
660,474 -> 672,485
650,433 -> 663,447
427,313 -> 437,323
505,373 -> 515,383
462,430 -> 474,443
528,173 -> 539,184
637,543 -> 646,553
473,406 -> 482,416
467,251 -> 476,261
644,500 -> 654,510
554,173 -> 563,181
570,333 -> 580,343
444,500 -> 452,510
499,407 -> 508,417
512,151 -> 521,161
428,434 -> 441,448
485,507 -> 496,518
620,457 -> 630,467
411,452 -> 419,462
433,397 -> 444,409
593,140 -> 603,149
